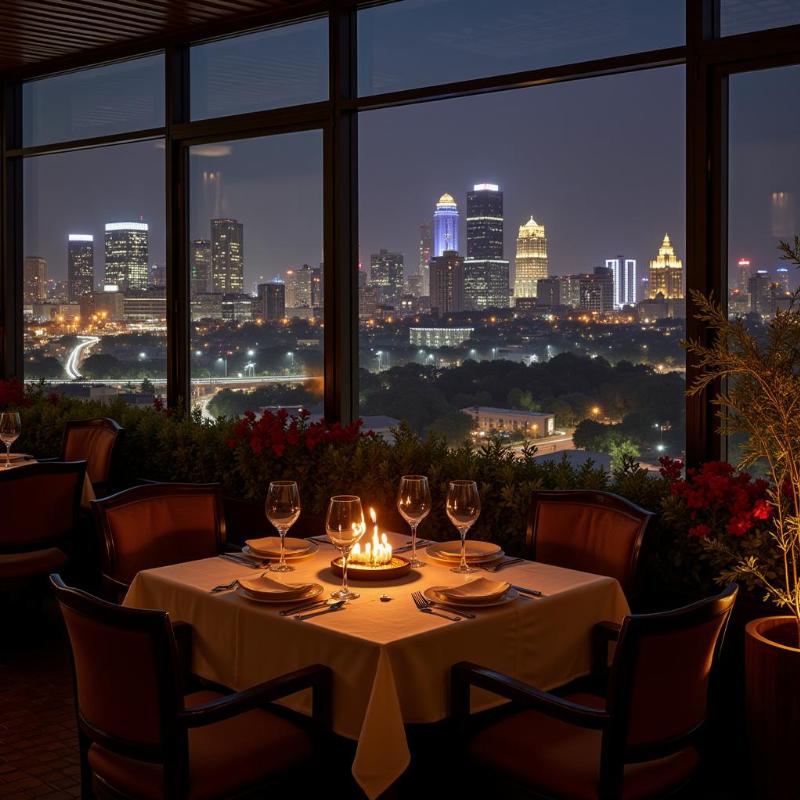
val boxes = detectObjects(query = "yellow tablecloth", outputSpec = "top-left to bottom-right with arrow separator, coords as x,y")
124,534 -> 628,799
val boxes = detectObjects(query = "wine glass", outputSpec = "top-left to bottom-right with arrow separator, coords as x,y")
265,481 -> 301,573
445,480 -> 481,574
397,475 -> 431,567
326,495 -> 366,600
0,412 -> 21,469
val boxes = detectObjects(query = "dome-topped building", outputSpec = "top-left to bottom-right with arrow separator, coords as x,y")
433,192 -> 459,257
514,216 -> 548,299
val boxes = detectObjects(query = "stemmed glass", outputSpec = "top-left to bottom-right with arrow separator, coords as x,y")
265,481 -> 301,572
397,475 -> 431,567
0,413 -> 21,469
326,495 -> 366,600
446,480 -> 481,574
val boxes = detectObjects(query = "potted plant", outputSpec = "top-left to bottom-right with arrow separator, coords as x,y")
685,237 -> 800,800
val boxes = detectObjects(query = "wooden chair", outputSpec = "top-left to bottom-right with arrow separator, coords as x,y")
92,483 -> 226,599
451,583 -> 738,800
525,490 -> 653,600
0,461 -> 87,586
61,417 -> 122,497
50,574 -> 332,800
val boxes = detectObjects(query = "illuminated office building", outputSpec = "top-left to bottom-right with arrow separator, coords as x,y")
514,217 -> 548,299
433,193 -> 459,257
464,184 -> 509,308
67,235 -> 94,302
429,250 -> 465,314
190,239 -> 212,296
105,222 -> 149,291
369,249 -> 405,306
258,280 -> 286,320
605,255 -> 637,308
736,258 -> 752,293
418,222 -> 432,296
776,266 -> 790,295
647,234 -> 683,299
211,218 -> 244,293
23,256 -> 47,303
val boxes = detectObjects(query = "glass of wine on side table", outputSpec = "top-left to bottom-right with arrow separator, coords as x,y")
445,480 -> 481,574
265,481 -> 301,572
397,475 -> 431,567
326,495 -> 366,600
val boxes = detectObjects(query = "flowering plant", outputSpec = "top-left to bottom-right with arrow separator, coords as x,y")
0,378 -> 32,411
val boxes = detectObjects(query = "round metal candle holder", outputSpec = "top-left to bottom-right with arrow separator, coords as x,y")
330,556 -> 411,581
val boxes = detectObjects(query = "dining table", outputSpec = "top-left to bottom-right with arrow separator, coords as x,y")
124,531 -> 629,800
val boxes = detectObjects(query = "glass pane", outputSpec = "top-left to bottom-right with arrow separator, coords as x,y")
727,65 -> 800,465
358,0 -> 684,96
189,132 -> 324,419
23,55 -> 164,147
23,141 -> 166,396
359,66 -> 686,466
722,0 -> 800,36
190,18 -> 328,120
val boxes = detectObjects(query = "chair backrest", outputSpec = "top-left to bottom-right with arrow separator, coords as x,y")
525,490 -> 652,596
93,482 -> 226,590
62,418 -> 122,487
605,583 -> 738,765
50,575 -> 186,769
0,461 -> 86,550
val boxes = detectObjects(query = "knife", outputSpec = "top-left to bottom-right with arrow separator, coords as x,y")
295,600 -> 346,620
512,585 -> 544,597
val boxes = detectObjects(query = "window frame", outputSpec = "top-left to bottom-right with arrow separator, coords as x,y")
1,0 -> 799,464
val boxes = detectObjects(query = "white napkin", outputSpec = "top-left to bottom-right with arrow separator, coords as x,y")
245,537 -> 311,557
237,574 -> 313,599
440,577 -> 510,602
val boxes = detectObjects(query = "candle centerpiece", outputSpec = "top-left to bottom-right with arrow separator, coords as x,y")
331,508 -> 411,581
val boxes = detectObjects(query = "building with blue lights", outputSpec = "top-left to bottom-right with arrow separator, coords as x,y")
433,192 -> 459,257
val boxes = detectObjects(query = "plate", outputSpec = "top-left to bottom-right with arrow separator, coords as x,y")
242,541 -> 319,560
424,585 -> 519,608
245,536 -> 314,557
235,583 -> 323,604
426,540 -> 502,561
426,543 -> 504,566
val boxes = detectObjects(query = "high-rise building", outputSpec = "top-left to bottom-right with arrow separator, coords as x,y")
190,239 -> 212,296
418,222 -> 432,296
433,193 -> 459,257
149,263 -> 166,288
23,257 -> 47,303
311,265 -> 323,308
369,249 -> 405,306
464,259 -> 510,309
429,250 -> 465,314
749,270 -> 773,316
104,222 -> 149,291
605,256 -> 637,308
776,266 -> 791,295
285,264 -> 313,309
558,274 -> 583,308
514,217 -> 548,299
211,218 -> 244,294
258,280 -> 286,320
648,234 -> 683,299
736,258 -> 752,293
464,184 -> 509,309
536,277 -> 561,307
580,267 -> 614,313
67,235 -> 94,302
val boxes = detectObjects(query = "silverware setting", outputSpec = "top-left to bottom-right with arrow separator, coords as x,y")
512,584 -> 544,598
482,556 -> 525,572
219,553 -> 269,568
411,591 -> 467,621
295,599 -> 346,620
394,540 -> 431,554
210,579 -> 239,593
280,598 -> 334,616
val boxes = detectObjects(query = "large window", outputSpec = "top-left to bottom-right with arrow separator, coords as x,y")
358,0 -> 684,95
23,141 -> 166,391
188,132 -> 324,419
721,0 -> 800,37
359,66 -> 686,464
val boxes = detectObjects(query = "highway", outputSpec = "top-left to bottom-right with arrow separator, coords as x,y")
64,336 -> 100,380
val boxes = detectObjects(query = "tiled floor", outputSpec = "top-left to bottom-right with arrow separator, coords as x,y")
0,608 -> 80,799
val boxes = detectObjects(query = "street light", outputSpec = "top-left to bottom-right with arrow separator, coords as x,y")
286,351 -> 295,370
244,362 -> 256,377
375,350 -> 384,371
591,406 -> 601,417
216,357 -> 228,378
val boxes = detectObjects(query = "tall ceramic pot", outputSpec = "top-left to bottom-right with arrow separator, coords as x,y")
745,616 -> 800,800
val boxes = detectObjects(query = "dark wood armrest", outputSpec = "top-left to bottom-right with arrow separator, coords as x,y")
171,621 -> 193,682
179,664 -> 332,729
451,662 -> 608,730
591,621 -> 622,679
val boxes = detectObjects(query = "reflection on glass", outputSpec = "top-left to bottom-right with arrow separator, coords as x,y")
191,18 -> 328,120
358,0 -> 684,95
722,0 -> 800,37
358,67 -> 687,468
22,141 -> 166,396
188,131 -> 324,421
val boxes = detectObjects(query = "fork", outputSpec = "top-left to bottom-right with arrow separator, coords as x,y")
411,591 -> 468,620
483,556 -> 525,572
219,553 -> 269,568
210,579 -> 239,593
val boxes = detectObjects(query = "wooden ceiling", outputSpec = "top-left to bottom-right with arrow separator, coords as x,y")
0,0 -> 328,77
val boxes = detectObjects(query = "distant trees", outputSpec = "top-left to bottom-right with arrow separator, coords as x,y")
208,384 -> 321,418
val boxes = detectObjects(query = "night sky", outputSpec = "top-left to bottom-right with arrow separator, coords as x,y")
20,1 -> 800,293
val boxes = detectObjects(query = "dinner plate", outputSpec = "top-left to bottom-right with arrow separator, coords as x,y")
426,540 -> 502,561
242,540 -> 319,560
235,582 -> 323,604
424,585 -> 519,608
426,543 -> 504,566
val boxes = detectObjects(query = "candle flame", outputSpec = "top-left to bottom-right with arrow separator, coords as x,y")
369,507 -> 377,523
350,507 -> 393,566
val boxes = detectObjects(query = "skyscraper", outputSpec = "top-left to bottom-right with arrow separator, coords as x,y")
67,235 -> 94,302
369,248 -> 405,306
104,222 -> 149,291
429,250 -> 465,314
464,183 -> 510,309
190,239 -> 212,296
284,264 -> 313,309
580,267 -> 614,313
258,280 -> 286,320
211,218 -> 244,293
433,193 -> 459,257
605,256 -> 637,308
648,234 -> 683,299
514,217 -> 548,299
23,257 -> 47,303
776,266 -> 791,295
749,270 -> 773,316
736,258 -> 752,293
418,222 -> 432,296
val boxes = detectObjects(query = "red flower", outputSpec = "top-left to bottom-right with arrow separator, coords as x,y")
726,515 -> 753,537
658,456 -> 683,482
752,499 -> 772,521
